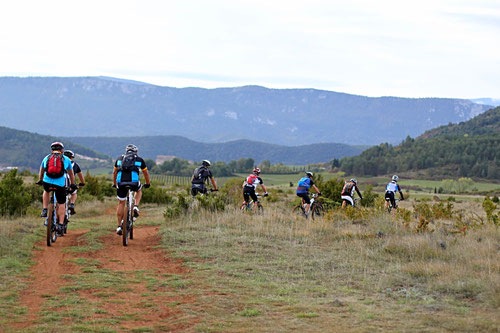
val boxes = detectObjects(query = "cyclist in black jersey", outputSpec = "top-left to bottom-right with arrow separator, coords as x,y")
63,150 -> 85,214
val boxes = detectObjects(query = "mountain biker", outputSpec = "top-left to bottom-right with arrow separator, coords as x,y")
385,175 -> 404,210
242,167 -> 269,206
341,178 -> 363,208
63,150 -> 85,215
191,160 -> 218,196
113,144 -> 151,235
296,172 -> 321,216
37,142 -> 77,234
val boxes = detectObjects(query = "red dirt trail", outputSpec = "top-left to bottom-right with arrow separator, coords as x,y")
14,226 -> 199,332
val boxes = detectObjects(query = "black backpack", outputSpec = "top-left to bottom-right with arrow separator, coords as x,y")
192,166 -> 206,182
120,153 -> 138,172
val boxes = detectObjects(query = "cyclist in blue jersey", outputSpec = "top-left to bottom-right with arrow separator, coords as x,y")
113,144 -> 151,235
296,172 -> 321,216
385,175 -> 404,210
37,142 -> 77,233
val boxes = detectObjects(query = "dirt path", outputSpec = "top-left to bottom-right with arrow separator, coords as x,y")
15,226 -> 199,332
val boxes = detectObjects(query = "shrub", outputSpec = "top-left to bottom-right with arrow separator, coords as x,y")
141,186 -> 172,204
0,169 -> 31,216
360,185 -> 378,207
482,197 -> 499,225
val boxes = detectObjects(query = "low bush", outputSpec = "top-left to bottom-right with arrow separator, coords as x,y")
0,169 -> 32,216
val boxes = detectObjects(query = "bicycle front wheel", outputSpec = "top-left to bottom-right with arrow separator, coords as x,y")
292,205 -> 306,217
123,200 -> 131,247
256,204 -> 264,215
46,205 -> 54,247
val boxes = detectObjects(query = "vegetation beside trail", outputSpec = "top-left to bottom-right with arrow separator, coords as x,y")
0,170 -> 499,331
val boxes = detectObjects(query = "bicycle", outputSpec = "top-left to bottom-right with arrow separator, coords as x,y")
240,193 -> 264,214
387,198 -> 401,213
293,194 -> 323,220
38,184 -> 60,246
343,197 -> 361,208
119,184 -> 137,247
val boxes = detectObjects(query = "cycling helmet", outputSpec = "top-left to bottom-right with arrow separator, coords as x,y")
202,160 -> 211,167
63,150 -> 75,158
50,141 -> 64,151
392,175 -> 399,182
350,178 -> 358,184
253,167 -> 261,175
306,172 -> 313,177
125,144 -> 138,153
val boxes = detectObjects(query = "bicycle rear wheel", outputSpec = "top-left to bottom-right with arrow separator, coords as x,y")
46,204 -> 57,246
256,204 -> 264,215
123,198 -> 131,246
311,204 -> 323,220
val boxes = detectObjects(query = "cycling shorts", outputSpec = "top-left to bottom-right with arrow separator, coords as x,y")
243,186 -> 258,203
43,182 -> 67,204
191,183 -> 207,196
385,191 -> 396,207
117,182 -> 142,200
296,192 -> 311,204
341,195 -> 354,206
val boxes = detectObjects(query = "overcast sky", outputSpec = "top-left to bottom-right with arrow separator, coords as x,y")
0,0 -> 499,98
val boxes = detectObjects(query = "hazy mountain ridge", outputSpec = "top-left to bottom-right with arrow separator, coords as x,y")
66,135 -> 367,165
0,76 -> 491,146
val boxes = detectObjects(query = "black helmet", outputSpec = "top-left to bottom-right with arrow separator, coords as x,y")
63,150 -> 75,158
125,144 -> 138,153
51,141 -> 64,151
202,160 -> 211,167
306,172 -> 313,177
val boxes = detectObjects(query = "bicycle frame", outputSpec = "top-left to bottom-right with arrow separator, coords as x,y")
45,190 -> 59,246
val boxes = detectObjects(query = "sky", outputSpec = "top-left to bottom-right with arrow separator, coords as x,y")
0,0 -> 499,98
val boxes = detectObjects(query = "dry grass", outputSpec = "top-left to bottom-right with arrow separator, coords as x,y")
160,198 -> 500,332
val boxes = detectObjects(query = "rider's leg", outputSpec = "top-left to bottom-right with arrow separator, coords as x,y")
56,204 -> 65,225
42,191 -> 49,209
305,203 -> 311,214
134,189 -> 142,206
70,192 -> 77,205
116,200 -> 126,226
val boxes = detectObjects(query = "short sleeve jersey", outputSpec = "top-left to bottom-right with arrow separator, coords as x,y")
114,155 -> 147,183
386,181 -> 401,193
192,167 -> 213,185
66,161 -> 82,186
41,154 -> 73,187
244,175 -> 264,189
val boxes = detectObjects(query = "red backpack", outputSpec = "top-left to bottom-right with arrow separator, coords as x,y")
246,174 -> 258,186
46,153 -> 65,178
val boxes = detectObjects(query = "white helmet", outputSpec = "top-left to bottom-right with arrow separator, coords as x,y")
202,160 -> 211,167
392,175 -> 399,182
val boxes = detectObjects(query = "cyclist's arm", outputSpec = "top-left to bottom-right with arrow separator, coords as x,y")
67,169 -> 76,185
398,186 -> 404,200
77,172 -> 85,184
112,167 -> 118,186
356,186 -> 363,200
210,177 -> 218,191
142,168 -> 151,185
312,184 -> 320,194
261,184 -> 268,193
38,166 -> 44,182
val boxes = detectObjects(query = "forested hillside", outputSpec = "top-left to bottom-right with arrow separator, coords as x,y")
0,126 -> 109,169
340,107 -> 500,179
419,106 -> 500,139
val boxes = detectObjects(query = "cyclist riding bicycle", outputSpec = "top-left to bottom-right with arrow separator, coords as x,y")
296,172 -> 321,216
191,160 -> 218,196
341,178 -> 363,208
385,175 -> 404,210
113,144 -> 150,235
37,142 -> 77,234
242,167 -> 268,207
63,150 -> 85,215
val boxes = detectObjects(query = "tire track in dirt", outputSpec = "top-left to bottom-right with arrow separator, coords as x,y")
15,225 -> 200,331
16,229 -> 89,326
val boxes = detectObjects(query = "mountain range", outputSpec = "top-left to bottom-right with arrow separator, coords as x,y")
0,76 -> 492,146
66,135 -> 366,165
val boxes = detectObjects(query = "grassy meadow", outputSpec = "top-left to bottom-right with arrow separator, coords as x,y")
0,178 -> 499,332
